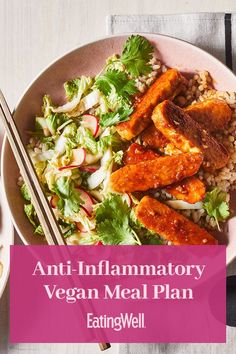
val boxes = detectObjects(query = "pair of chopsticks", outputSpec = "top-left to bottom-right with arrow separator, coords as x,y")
0,90 -> 110,351
0,91 -> 65,245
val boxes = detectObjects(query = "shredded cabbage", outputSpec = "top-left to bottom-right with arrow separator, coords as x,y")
52,76 -> 93,113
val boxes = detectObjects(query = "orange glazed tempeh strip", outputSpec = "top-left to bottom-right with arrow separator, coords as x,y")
152,100 -> 229,170
135,196 -> 218,245
110,152 -> 203,193
117,69 -> 187,140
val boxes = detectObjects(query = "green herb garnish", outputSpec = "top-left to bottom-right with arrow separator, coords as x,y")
53,176 -> 83,217
95,194 -> 141,245
95,69 -> 137,101
99,106 -> 133,127
203,188 -> 230,230
121,35 -> 154,77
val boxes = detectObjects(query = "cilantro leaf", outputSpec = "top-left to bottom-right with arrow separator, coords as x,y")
99,106 -> 133,127
64,78 -> 80,101
95,70 -> 137,101
95,68 -> 137,128
203,188 -> 230,230
95,194 -> 141,245
121,35 -> 154,77
218,202 -> 229,219
53,176 -> 83,217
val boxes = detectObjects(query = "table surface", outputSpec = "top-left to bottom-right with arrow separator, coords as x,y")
1,1 -> 236,353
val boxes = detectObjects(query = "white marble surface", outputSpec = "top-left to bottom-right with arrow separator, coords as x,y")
1,1 -> 236,353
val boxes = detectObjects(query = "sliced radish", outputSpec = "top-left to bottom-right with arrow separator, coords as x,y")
76,221 -> 88,233
58,164 -> 81,171
80,205 -> 92,217
123,193 -> 132,207
128,194 -> 133,207
72,148 -> 86,165
77,188 -> 94,216
80,114 -> 99,137
80,166 -> 99,173
50,195 -> 59,208
58,148 -> 86,171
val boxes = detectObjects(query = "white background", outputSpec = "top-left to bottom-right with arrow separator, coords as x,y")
0,1 -> 236,354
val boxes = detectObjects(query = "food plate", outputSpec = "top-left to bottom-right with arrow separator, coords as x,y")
1,33 -> 236,263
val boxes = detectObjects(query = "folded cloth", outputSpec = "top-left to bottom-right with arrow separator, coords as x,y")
107,13 -> 236,71
106,13 -> 236,354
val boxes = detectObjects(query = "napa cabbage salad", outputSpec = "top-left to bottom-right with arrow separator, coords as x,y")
20,35 -> 163,245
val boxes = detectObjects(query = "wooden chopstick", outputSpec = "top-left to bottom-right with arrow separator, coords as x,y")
0,90 -> 111,350
99,343 -> 111,351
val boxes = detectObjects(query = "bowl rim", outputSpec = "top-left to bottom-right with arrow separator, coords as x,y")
0,183 -> 14,298
1,32 -> 236,262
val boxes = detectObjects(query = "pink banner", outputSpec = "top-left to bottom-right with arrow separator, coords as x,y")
10,245 -> 226,343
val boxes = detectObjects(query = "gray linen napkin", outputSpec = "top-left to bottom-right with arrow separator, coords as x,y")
107,13 -> 236,71
106,13 -> 236,354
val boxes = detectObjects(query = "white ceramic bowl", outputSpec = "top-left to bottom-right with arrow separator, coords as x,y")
1,33 -> 236,262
